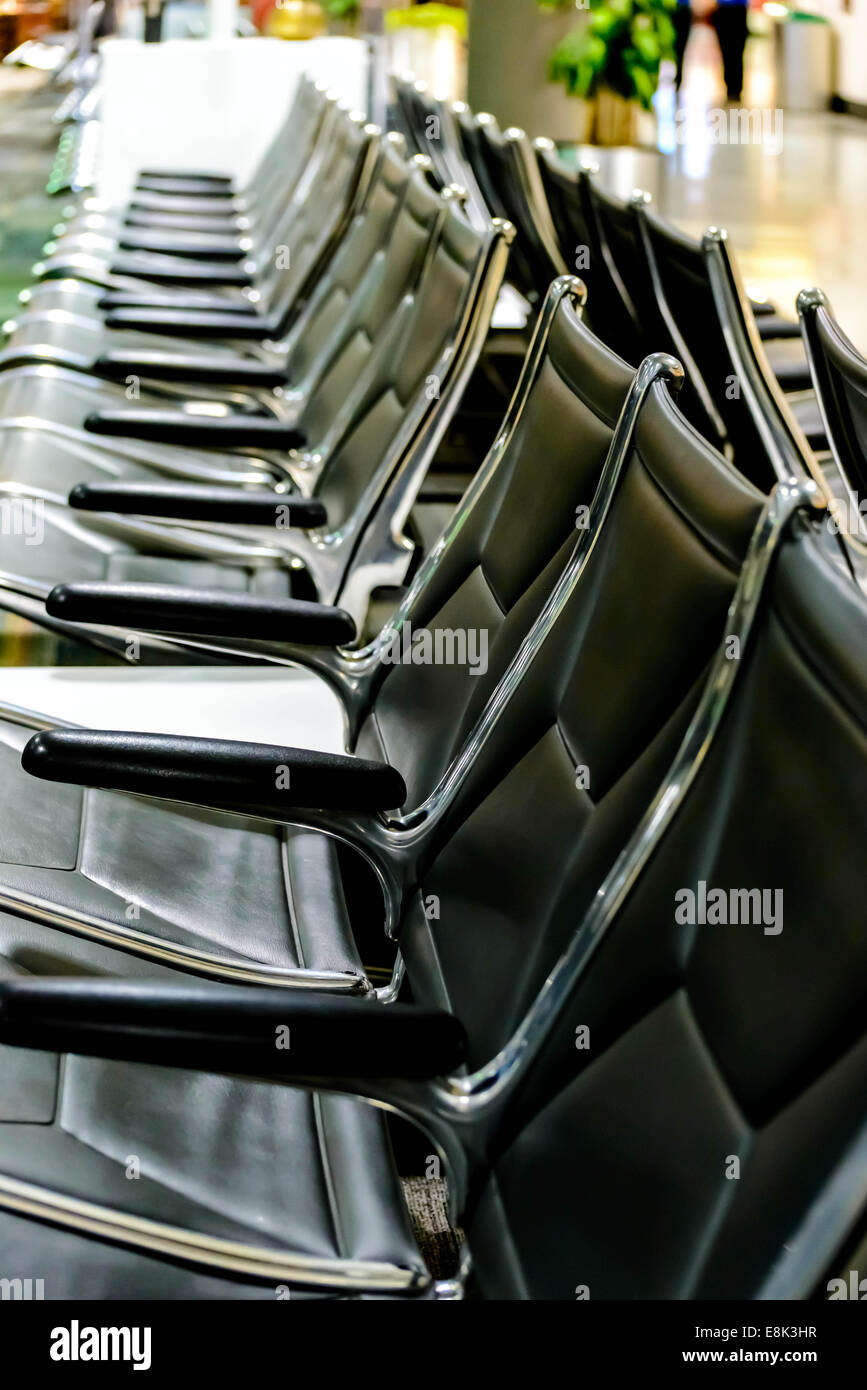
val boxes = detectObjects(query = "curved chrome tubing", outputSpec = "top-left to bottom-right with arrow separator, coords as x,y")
702,227 -> 825,493
0,1174 -> 430,1296
758,1113 -> 867,1299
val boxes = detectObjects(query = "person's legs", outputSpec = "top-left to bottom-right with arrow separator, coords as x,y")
673,7 -> 693,91
711,4 -> 749,101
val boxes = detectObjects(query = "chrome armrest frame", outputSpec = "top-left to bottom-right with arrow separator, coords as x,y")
702,227 -> 823,491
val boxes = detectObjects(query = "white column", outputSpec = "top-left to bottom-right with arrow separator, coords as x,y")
209,0 -> 239,41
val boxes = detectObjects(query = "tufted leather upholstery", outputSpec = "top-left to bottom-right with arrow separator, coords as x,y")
469,525 -> 867,1299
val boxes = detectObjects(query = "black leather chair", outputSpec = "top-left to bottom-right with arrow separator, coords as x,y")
451,105 -> 541,310
632,204 -> 824,493
0,355 -> 861,1300
392,75 -> 449,193
534,142 -> 640,364
798,287 -> 867,510
536,140 -> 801,353
392,77 -> 505,238
534,144 -> 828,470
463,116 -> 566,312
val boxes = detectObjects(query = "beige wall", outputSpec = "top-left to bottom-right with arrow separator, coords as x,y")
467,0 -> 590,140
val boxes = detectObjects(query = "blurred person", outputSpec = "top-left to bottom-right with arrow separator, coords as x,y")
673,0 -> 693,92
710,0 -> 749,102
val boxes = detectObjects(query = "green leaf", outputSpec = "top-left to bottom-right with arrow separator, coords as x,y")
546,0 -> 673,106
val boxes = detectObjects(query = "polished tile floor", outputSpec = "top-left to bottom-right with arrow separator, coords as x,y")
568,26 -> 867,346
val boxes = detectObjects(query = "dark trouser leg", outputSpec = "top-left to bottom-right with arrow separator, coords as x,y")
673,9 -> 693,91
711,5 -> 749,100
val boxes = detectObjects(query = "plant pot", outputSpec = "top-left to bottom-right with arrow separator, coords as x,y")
265,1 -> 327,40
592,88 -> 640,146
570,97 -> 595,144
328,18 -> 361,38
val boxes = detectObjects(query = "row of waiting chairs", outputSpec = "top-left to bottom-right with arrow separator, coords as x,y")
392,75 -> 867,546
0,74 -> 864,1300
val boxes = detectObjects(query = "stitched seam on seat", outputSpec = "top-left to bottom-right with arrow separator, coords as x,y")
547,337 -> 624,429
475,556 -> 510,619
54,1102 -> 294,1247
671,993 -> 754,1297
553,718 -> 598,809
280,834 -> 308,971
311,1093 -> 349,1260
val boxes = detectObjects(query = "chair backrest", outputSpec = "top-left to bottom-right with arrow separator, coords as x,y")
584,177 -> 731,450
310,196 -> 513,612
245,76 -> 330,225
258,106 -> 379,329
470,116 -> 566,307
636,204 -> 816,494
452,107 -> 537,302
354,281 -> 630,804
284,137 -> 439,422
440,101 -> 495,232
534,141 -> 640,363
474,513 -> 867,1300
401,328 -> 763,1071
391,74 -> 447,187
799,287 -> 867,504
399,81 -> 493,234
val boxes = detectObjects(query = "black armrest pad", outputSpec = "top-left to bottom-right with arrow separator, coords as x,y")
110,256 -> 252,287
103,308 -> 268,338
83,413 -> 304,450
138,170 -> 233,183
98,293 -> 257,314
756,316 -> 801,341
136,176 -> 236,197
22,730 -> 407,814
67,480 -> 321,525
46,583 -> 354,644
0,980 -> 467,1079
93,350 -> 288,389
68,480 -> 320,525
125,212 -> 241,235
129,193 -> 240,217
771,360 -> 812,392
118,229 -> 245,261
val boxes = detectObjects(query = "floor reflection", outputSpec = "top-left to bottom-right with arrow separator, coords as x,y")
571,24 -> 867,345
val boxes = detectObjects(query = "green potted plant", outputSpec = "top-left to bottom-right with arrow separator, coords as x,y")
322,0 -> 362,35
544,0 -> 675,144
